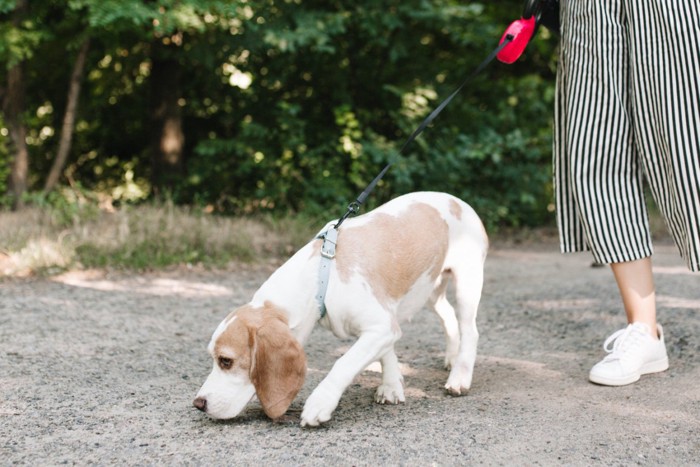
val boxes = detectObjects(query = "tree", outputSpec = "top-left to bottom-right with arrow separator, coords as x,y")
1,0 -> 90,203
1,0 -> 31,209
76,0 -> 243,196
44,37 -> 91,192
149,39 -> 185,195
0,0 -> 559,228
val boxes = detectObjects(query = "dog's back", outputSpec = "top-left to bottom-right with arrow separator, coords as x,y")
327,191 -> 487,320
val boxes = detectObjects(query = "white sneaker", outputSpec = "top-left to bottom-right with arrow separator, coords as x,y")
589,323 -> 669,386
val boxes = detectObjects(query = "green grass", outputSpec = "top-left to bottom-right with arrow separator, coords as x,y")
0,191 -> 672,277
0,201 -> 321,277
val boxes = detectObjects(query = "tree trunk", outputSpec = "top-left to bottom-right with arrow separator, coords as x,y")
44,37 -> 91,193
3,0 -> 30,210
150,42 -> 185,197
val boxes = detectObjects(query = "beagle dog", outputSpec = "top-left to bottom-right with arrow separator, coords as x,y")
193,191 -> 488,427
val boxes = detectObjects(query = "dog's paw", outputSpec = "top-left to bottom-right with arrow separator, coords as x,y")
375,382 -> 405,404
444,381 -> 470,396
444,363 -> 474,396
300,386 -> 339,427
300,406 -> 333,427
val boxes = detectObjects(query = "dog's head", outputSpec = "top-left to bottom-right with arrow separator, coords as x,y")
193,301 -> 307,420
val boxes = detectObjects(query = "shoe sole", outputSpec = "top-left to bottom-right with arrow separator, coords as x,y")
589,357 -> 670,387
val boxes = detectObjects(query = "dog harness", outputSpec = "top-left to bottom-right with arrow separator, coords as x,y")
315,226 -> 338,319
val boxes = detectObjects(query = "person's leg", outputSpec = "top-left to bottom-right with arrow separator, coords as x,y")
610,258 -> 658,339
589,257 -> 668,386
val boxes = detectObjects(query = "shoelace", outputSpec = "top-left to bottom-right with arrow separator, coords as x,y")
602,324 -> 649,362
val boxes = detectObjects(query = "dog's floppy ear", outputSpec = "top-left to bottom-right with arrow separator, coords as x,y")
249,306 -> 307,420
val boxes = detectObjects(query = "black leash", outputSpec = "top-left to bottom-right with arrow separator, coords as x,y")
333,34 -> 515,229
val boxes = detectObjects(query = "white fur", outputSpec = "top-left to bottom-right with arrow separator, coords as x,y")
194,191 -> 488,426
196,363 -> 257,420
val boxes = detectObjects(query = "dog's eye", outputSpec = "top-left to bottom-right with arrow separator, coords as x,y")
218,357 -> 234,370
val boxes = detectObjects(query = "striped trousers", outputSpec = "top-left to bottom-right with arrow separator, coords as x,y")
554,0 -> 700,272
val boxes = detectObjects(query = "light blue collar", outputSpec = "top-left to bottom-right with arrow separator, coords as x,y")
315,227 -> 338,319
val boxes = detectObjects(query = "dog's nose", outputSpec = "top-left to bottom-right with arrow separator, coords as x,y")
193,397 -> 207,412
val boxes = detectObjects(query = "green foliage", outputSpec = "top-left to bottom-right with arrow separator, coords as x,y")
69,0 -> 244,36
410,127 -> 553,228
1,0 -> 559,231
23,187 -> 100,227
0,22 -> 46,67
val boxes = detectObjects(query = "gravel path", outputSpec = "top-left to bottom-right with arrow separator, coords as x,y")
1,241 -> 699,465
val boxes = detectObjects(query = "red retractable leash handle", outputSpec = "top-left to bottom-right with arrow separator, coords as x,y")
497,0 -> 559,64
497,15 -> 537,64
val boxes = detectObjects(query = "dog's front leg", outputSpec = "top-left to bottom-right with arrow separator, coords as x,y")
301,329 -> 395,427
375,349 -> 405,404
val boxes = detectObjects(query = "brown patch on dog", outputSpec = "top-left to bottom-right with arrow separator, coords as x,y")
214,302 -> 307,420
213,305 -> 258,372
335,202 -> 449,308
250,307 -> 307,419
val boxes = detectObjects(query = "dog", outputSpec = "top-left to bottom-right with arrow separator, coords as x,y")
193,191 -> 488,427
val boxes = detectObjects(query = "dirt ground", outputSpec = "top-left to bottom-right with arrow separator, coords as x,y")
1,239 -> 699,466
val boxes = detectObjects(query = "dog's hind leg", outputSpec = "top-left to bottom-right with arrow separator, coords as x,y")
375,348 -> 405,404
429,271 -> 460,370
444,256 -> 484,396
